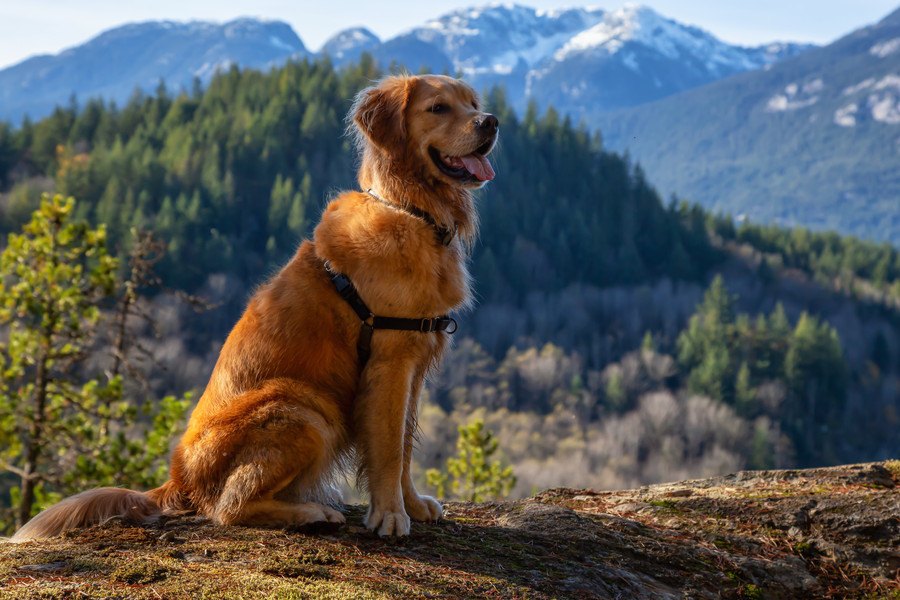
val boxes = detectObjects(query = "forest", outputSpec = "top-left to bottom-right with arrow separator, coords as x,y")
0,55 -> 898,530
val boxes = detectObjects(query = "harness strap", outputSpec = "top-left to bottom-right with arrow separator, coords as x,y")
326,265 -> 457,367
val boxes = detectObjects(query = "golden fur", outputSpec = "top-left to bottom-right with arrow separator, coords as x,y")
11,74 -> 498,541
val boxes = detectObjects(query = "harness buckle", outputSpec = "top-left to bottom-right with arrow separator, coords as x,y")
420,318 -> 435,332
445,317 -> 458,334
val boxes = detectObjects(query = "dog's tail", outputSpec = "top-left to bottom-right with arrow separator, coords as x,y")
9,480 -> 185,543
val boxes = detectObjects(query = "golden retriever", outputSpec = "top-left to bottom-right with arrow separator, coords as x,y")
12,74 -> 498,540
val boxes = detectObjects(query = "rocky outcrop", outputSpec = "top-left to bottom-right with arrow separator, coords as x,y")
1,462 -> 898,598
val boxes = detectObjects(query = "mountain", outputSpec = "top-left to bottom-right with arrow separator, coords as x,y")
0,18 -> 308,123
352,4 -> 812,114
594,6 -> 900,245
320,27 -> 380,67
0,4 -> 812,123
526,5 -> 811,116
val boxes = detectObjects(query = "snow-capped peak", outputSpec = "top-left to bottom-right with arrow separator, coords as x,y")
320,27 -> 380,56
554,3 -> 776,74
555,4 -> 661,58
405,3 -> 606,76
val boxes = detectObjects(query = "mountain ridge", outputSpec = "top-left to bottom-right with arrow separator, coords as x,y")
0,17 -> 309,123
593,5 -> 900,245
0,4 -> 813,123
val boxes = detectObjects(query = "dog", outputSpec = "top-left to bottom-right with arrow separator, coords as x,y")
11,74 -> 498,541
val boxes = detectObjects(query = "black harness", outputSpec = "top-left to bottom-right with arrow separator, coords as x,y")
323,189 -> 459,367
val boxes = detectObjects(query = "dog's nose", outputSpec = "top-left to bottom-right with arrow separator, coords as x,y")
476,114 -> 499,133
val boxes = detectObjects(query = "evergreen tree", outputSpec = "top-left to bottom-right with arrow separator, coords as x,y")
426,420 -> 516,502
0,197 -> 189,533
677,275 -> 737,402
0,195 -> 118,528
784,313 -> 846,463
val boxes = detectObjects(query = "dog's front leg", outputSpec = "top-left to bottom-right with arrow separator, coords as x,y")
356,355 -> 414,537
402,366 -> 443,522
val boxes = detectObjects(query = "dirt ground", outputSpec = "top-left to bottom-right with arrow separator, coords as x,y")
1,461 -> 898,599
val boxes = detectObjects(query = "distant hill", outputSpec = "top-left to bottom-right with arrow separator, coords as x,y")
0,18 -> 308,123
0,4 -> 811,123
595,7 -> 900,245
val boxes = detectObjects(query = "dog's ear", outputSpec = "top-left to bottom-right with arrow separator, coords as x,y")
352,76 -> 415,153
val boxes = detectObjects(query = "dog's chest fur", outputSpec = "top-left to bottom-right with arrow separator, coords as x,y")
314,192 -> 471,318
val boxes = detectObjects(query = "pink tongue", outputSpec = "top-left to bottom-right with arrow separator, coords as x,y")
460,154 -> 495,181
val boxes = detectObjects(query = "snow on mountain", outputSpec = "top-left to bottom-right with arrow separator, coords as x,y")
0,4 -> 814,123
367,3 -> 813,114
406,4 -> 605,76
0,18 -> 309,123
320,27 -> 380,66
555,4 -> 759,71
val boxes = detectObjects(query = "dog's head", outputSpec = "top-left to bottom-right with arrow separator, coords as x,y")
351,74 -> 498,189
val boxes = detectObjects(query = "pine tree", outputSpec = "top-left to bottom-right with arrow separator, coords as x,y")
677,275 -> 737,402
0,198 -> 190,533
735,361 -> 756,416
784,313 -> 846,463
426,420 -> 516,502
0,195 -> 118,528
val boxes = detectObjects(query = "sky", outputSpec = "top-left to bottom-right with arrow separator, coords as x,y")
0,0 -> 897,69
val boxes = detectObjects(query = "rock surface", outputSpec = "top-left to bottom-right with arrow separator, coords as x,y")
1,462 -> 898,598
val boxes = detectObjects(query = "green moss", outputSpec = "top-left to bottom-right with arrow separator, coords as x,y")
649,499 -> 681,511
258,556 -> 332,580
792,541 -> 813,556
712,537 -> 733,551
110,557 -> 178,584
743,583 -> 764,599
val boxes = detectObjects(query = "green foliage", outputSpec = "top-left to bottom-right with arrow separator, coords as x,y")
677,276 -> 738,402
604,370 -> 627,411
676,276 -> 848,464
427,419 -> 516,502
784,313 -> 846,462
712,214 -> 900,303
0,194 -> 118,528
63,392 -> 191,494
0,196 -> 188,533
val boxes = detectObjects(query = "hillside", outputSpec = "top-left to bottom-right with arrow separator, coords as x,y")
1,462 -> 898,598
596,6 -> 900,245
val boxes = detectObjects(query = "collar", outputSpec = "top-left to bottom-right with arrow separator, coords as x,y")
365,188 -> 456,247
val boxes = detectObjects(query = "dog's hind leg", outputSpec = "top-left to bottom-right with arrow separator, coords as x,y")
186,378 -> 346,528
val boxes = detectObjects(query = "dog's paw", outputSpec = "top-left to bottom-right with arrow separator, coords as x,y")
365,506 -> 411,537
405,494 -> 443,522
284,503 -> 346,533
320,505 -> 346,524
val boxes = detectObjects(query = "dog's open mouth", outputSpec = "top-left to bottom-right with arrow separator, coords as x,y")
429,139 -> 496,182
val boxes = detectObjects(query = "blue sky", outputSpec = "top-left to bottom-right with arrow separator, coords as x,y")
1,0 -> 897,69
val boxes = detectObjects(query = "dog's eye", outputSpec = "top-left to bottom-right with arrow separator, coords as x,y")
429,103 -> 449,114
